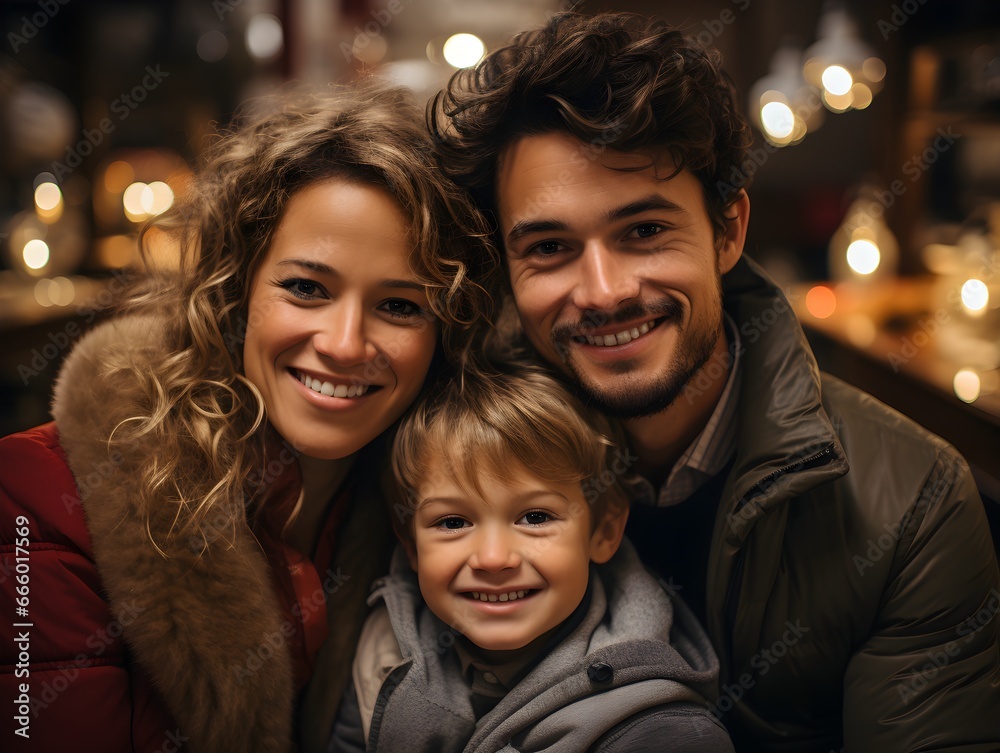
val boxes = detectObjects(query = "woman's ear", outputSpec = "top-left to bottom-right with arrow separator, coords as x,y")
718,189 -> 750,275
588,505 -> 629,565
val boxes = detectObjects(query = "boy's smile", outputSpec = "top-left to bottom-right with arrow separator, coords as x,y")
410,460 -> 621,651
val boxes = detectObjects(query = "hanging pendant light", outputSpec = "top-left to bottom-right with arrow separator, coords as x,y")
803,1 -> 886,114
749,40 -> 824,146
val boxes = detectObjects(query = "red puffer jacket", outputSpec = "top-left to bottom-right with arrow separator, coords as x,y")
0,316 -> 393,753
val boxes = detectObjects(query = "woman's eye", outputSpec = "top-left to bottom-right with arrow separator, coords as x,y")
381,299 -> 422,319
518,511 -> 552,526
438,517 -> 469,530
279,278 -> 323,300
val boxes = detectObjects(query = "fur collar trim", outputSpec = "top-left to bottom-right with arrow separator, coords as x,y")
52,315 -> 294,752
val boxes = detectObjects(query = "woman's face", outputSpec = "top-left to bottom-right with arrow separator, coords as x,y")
243,178 -> 438,460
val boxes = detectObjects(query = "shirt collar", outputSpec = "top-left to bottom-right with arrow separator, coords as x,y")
636,313 -> 742,507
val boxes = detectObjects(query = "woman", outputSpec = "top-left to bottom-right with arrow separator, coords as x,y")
0,81 -> 495,753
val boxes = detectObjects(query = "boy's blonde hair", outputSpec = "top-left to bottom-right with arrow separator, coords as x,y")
391,358 -> 634,541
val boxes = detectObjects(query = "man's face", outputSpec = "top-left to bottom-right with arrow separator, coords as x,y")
497,132 -> 747,419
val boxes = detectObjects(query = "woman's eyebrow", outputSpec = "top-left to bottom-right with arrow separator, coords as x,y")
380,278 -> 425,292
277,258 -> 335,274
276,260 -> 423,291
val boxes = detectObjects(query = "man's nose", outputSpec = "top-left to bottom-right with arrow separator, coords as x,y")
570,242 -> 640,314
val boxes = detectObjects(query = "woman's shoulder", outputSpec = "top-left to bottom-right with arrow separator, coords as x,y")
0,422 -> 94,554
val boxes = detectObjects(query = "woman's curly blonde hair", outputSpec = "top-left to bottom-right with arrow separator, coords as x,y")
113,79 -> 498,550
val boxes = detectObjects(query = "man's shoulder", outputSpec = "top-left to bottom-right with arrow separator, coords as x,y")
811,372 -> 976,528
819,372 -> 957,464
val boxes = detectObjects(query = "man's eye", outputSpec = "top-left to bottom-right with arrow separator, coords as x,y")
530,240 -> 564,257
518,511 -> 552,526
632,224 -> 662,239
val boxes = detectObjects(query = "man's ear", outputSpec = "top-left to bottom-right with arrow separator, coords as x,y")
589,506 -> 629,565
718,189 -> 750,275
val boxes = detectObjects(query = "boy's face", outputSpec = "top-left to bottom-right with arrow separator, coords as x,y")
410,459 -> 623,651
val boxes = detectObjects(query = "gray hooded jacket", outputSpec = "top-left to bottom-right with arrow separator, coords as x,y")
330,540 -> 733,753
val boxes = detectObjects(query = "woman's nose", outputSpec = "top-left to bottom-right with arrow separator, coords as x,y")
312,298 -> 375,366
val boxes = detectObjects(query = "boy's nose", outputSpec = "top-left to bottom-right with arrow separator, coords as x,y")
469,529 -> 522,572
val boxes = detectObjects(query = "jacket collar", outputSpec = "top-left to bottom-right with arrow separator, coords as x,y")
51,315 -> 296,751
720,256 -> 850,542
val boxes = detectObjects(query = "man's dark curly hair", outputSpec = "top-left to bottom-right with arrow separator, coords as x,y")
430,11 -> 753,243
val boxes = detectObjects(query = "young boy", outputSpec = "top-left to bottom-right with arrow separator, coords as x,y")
329,359 -> 733,753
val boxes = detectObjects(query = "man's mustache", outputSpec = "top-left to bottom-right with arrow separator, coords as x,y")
550,298 -> 684,345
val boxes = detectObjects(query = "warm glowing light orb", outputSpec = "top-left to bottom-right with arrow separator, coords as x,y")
23,239 -> 50,270
443,33 -> 485,68
960,278 -> 989,313
821,65 -> 853,96
846,239 -> 880,275
761,101 -> 795,139
805,285 -> 837,319
34,182 -> 62,211
953,369 -> 981,403
246,14 -> 283,60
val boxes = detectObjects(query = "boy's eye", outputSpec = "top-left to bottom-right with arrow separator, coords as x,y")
438,517 -> 469,530
518,511 -> 552,526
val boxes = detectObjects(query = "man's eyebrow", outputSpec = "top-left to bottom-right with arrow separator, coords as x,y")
605,195 -> 690,224
505,195 -> 690,247
506,219 -> 569,247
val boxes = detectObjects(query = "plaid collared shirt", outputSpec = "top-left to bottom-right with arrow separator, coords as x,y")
635,315 -> 742,508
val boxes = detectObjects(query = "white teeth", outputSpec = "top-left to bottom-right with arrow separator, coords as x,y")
469,590 -> 530,603
296,371 -> 369,398
584,320 -> 655,347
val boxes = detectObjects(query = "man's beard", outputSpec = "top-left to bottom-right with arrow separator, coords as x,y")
550,295 -> 722,420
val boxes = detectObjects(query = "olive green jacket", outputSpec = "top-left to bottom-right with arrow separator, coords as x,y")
706,257 -> 1000,751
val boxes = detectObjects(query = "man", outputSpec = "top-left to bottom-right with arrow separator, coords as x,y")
431,12 -> 1000,752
